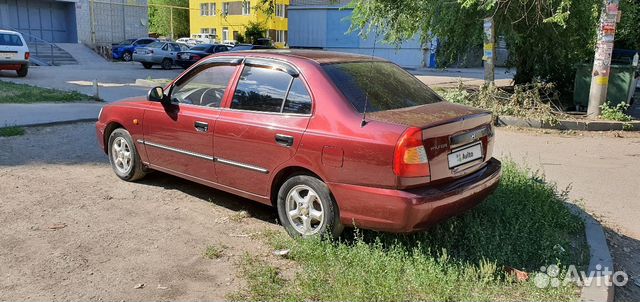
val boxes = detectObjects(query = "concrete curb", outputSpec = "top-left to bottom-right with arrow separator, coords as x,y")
496,115 -> 640,131
565,203 -> 615,302
14,118 -> 98,128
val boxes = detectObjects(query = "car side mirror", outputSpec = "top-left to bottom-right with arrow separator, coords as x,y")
147,86 -> 168,104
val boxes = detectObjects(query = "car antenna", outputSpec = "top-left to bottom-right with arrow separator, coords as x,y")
361,31 -> 378,128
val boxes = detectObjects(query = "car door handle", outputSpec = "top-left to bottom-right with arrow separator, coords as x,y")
275,134 -> 294,147
194,121 -> 208,132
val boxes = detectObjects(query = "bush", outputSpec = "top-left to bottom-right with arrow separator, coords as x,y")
599,101 -> 632,122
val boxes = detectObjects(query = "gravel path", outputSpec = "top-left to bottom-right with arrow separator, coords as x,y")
0,123 -> 283,301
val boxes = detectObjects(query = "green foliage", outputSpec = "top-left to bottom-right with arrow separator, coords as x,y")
0,81 -> 95,103
616,0 -> 640,50
233,161 -> 588,301
440,81 -> 565,124
599,101 -> 633,121
148,0 -> 189,39
204,244 -> 225,259
349,0 -> 601,98
244,21 -> 267,44
0,126 -> 25,137
236,32 -> 246,44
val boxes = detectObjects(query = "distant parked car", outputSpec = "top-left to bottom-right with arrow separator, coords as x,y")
229,43 -> 274,51
176,44 -> 230,68
0,29 -> 29,77
176,37 -> 196,47
132,41 -> 189,69
112,38 -> 157,61
191,33 -> 216,45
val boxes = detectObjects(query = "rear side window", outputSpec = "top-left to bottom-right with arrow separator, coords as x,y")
231,66 -> 291,113
322,62 -> 442,113
0,34 -> 23,46
283,78 -> 312,114
231,65 -> 312,114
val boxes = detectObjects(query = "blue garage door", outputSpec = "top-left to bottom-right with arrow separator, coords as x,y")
0,0 -> 77,43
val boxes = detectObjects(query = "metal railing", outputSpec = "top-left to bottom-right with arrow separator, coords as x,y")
8,27 -> 56,65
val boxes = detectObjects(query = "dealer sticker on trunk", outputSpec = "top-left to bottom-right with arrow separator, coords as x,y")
448,142 -> 483,169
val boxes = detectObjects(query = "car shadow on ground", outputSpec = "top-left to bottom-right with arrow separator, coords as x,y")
136,170 -> 279,225
606,228 -> 640,302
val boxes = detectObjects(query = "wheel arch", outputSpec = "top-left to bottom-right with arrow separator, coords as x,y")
269,165 -> 324,207
102,121 -> 125,154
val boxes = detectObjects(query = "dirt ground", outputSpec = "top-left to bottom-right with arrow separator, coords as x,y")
1,123 -> 640,301
0,123 -> 285,301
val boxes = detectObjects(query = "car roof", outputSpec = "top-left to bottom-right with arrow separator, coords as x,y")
222,49 -> 385,65
0,29 -> 22,35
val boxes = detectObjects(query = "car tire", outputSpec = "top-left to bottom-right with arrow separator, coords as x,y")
107,128 -> 146,182
122,51 -> 132,62
277,175 -> 343,238
142,63 -> 153,69
16,64 -> 28,77
161,58 -> 172,70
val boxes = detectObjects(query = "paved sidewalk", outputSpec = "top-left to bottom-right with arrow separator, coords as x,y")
0,103 -> 104,127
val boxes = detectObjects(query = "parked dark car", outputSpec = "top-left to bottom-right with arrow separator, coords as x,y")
229,43 -> 274,51
96,50 -> 501,238
112,38 -> 157,61
175,44 -> 230,68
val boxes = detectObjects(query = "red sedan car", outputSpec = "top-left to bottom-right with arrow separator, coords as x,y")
96,50 -> 501,238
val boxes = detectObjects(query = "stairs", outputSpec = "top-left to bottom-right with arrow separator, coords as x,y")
27,41 -> 78,66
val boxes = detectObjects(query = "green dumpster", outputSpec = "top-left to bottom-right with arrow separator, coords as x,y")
573,64 -> 638,110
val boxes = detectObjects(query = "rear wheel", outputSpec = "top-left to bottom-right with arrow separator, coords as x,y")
122,51 -> 132,62
108,128 -> 146,181
16,64 -> 28,77
142,63 -> 153,69
277,175 -> 343,238
161,58 -> 172,70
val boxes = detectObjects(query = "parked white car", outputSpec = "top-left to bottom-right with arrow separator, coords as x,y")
191,33 -> 217,45
0,29 -> 29,77
176,37 -> 195,47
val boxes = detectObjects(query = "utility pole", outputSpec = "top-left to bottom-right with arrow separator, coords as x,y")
587,0 -> 621,117
482,17 -> 496,85
170,7 -> 174,41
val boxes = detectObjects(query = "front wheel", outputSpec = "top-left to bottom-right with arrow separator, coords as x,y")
277,175 -> 343,238
107,128 -> 146,181
16,64 -> 28,77
122,51 -> 132,62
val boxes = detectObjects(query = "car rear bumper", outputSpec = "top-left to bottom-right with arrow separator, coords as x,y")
0,60 -> 28,70
176,59 -> 196,67
328,158 -> 502,232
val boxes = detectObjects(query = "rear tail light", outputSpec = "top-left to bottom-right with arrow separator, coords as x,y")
393,127 -> 430,177
24,52 -> 30,60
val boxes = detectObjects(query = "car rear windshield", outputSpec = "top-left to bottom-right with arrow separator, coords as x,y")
191,45 -> 209,51
0,34 -> 23,46
322,61 -> 442,113
117,39 -> 135,45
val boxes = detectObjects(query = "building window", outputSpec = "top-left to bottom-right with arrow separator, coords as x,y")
222,28 -> 229,41
242,1 -> 251,16
209,3 -> 216,15
223,2 -> 229,15
275,30 -> 286,43
211,28 -> 217,39
275,4 -> 285,18
201,28 -> 210,34
200,3 -> 209,16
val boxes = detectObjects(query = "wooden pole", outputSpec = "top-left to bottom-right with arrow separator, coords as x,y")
483,17 -> 496,85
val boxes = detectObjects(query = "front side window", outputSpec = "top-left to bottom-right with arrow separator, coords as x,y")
171,64 -> 237,107
322,61 -> 442,113
0,34 -> 23,46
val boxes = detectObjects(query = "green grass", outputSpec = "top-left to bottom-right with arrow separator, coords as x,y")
231,161 -> 588,301
0,126 -> 25,137
0,81 -> 97,103
204,244 -> 225,259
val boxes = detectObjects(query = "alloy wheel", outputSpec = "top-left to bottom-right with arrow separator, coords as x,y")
285,184 -> 325,235
111,137 -> 133,174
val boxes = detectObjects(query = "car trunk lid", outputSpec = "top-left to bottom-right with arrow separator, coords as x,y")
368,102 -> 494,182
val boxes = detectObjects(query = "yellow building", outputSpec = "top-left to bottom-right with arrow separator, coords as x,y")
188,0 -> 289,47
